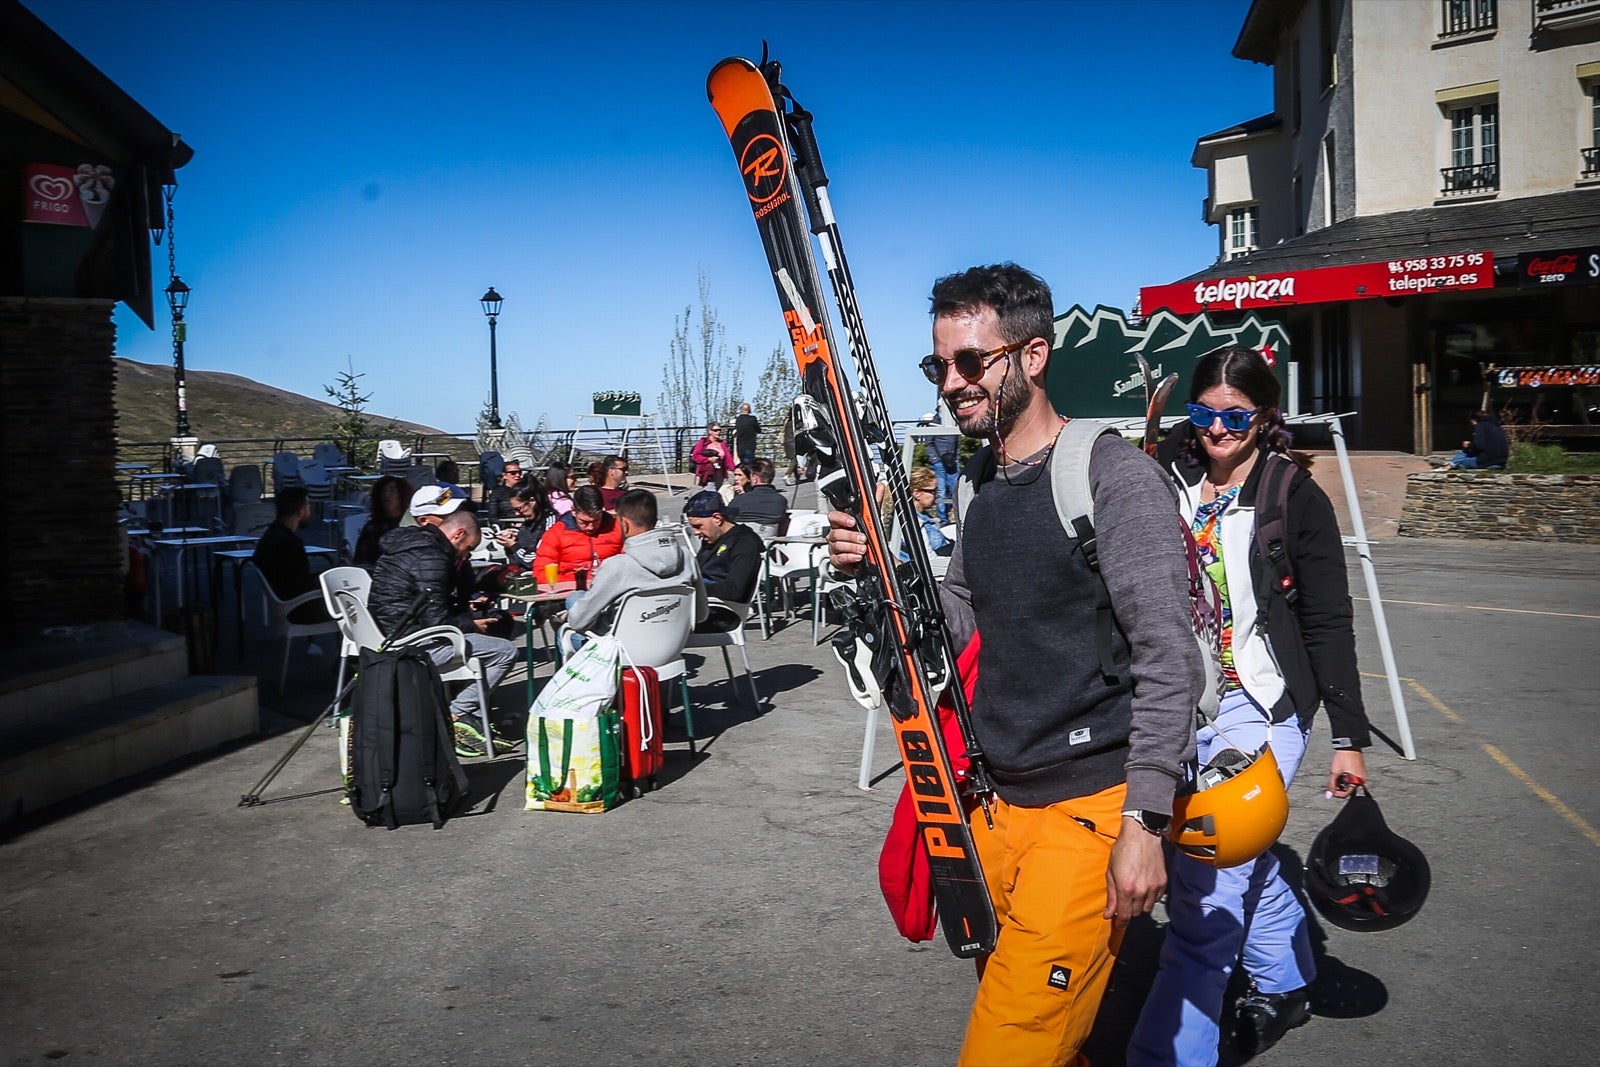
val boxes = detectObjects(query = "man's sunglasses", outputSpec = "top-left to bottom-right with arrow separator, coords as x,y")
919,340 -> 1027,385
1186,404 -> 1260,432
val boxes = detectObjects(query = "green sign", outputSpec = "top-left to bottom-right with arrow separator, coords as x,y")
1046,305 -> 1291,419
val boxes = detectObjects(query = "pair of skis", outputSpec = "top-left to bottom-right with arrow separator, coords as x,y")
707,54 -> 996,958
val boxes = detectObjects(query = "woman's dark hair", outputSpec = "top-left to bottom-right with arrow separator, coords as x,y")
1183,345 -> 1313,470
510,475 -> 555,529
368,474 -> 415,522
587,460 -> 606,486
543,462 -> 570,496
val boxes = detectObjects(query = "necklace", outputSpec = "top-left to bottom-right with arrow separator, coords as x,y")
997,415 -> 1070,471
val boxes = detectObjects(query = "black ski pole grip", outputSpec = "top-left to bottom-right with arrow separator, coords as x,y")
787,105 -> 829,188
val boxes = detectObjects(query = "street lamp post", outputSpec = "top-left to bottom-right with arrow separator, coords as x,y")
480,286 -> 504,429
166,275 -> 191,438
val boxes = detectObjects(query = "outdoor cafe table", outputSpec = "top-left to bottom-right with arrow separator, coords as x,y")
499,580 -> 575,705
150,533 -> 258,621
211,545 -> 337,655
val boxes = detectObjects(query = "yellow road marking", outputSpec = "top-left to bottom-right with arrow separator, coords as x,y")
1379,674 -> 1600,849
1353,596 -> 1600,621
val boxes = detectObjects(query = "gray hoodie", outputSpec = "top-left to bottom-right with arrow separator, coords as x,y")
567,525 -> 694,635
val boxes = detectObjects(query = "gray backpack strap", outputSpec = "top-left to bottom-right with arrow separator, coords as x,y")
1049,419 -> 1123,683
953,445 -> 996,537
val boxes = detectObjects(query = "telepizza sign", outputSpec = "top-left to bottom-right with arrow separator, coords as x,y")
1141,251 -> 1495,315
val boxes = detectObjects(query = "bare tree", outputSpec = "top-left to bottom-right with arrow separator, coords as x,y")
752,344 -> 802,455
659,271 -> 745,430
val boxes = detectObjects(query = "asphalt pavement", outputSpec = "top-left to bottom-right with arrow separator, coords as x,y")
2,522 -> 1596,1066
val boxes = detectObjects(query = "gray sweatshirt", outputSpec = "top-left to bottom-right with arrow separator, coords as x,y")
941,432 -> 1200,814
567,526 -> 693,635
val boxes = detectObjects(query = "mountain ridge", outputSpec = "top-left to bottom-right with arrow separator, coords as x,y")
115,358 -> 449,443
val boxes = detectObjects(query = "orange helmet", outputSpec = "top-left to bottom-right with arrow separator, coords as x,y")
1169,744 -> 1289,868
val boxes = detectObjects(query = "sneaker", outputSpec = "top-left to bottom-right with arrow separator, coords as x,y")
489,724 -> 524,751
1234,985 -> 1310,1055
453,720 -> 487,758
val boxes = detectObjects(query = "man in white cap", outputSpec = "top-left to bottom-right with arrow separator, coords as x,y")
369,489 -> 518,757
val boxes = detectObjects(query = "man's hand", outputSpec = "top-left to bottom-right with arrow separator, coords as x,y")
1104,822 -> 1167,925
472,617 -> 494,634
1327,749 -> 1368,798
826,510 -> 869,575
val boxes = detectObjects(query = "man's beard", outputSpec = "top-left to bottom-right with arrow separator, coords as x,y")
945,356 -> 1031,439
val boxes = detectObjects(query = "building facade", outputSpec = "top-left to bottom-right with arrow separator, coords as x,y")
1141,0 -> 1600,452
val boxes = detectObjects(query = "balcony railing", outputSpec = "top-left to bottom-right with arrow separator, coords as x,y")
1440,162 -> 1499,195
1583,146 -> 1600,177
1535,0 -> 1600,30
1440,0 -> 1497,36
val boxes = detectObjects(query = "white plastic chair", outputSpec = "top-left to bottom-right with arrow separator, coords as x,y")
318,566 -> 372,698
759,512 -> 830,639
594,583 -> 697,752
685,596 -> 759,707
253,563 -> 341,696
378,439 -> 412,476
320,573 -> 496,758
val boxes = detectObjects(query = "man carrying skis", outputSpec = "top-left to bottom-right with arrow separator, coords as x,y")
828,264 -> 1201,1066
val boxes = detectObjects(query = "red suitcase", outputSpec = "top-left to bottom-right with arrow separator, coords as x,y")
617,663 -> 664,796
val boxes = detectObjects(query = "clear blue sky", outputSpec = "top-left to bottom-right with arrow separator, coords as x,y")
27,0 -> 1270,433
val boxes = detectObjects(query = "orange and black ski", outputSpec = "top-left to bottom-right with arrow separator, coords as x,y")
708,53 -> 997,958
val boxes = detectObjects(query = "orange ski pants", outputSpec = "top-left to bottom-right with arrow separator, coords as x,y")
957,781 -> 1129,1067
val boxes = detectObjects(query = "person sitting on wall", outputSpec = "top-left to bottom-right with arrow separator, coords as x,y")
251,486 -> 332,625
683,490 -> 764,633
1443,410 -> 1509,471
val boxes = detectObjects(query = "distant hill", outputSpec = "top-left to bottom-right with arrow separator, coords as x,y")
115,359 -> 448,444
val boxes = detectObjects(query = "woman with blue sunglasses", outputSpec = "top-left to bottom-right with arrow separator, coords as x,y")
1129,345 -> 1373,1066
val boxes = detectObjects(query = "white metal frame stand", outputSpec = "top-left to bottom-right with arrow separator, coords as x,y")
571,413 -> 678,496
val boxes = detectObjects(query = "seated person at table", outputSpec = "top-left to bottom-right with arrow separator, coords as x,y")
435,459 -> 473,510
496,480 -> 559,569
897,465 -> 953,562
369,507 -> 519,757
562,489 -> 694,651
252,486 -> 332,624
684,490 -> 764,632
533,485 -> 624,582
597,454 -> 629,511
545,462 -> 575,516
731,457 -> 786,538
483,458 -> 525,524
352,474 -> 413,568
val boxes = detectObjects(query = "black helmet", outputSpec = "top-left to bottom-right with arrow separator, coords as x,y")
1306,782 -> 1430,932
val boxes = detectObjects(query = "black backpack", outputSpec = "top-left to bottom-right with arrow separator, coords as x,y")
347,646 -> 470,829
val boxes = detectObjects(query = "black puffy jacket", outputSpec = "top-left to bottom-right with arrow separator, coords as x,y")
368,525 -> 472,639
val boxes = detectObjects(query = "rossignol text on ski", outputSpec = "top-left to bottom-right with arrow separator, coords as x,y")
708,52 -> 998,958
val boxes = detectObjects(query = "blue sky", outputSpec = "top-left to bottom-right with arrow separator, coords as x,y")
27,0 -> 1270,433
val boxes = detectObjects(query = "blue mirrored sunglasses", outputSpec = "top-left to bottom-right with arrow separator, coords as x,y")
1186,403 -> 1259,432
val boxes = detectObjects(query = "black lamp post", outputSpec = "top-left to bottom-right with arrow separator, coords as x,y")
166,275 -> 191,437
480,286 -> 504,429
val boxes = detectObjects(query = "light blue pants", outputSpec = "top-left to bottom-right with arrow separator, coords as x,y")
1127,689 -> 1312,1067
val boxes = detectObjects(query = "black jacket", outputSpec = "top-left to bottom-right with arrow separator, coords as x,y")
697,522 -> 764,603
1158,424 -> 1370,749
368,525 -> 474,639
252,520 -> 315,600
1468,413 -> 1509,468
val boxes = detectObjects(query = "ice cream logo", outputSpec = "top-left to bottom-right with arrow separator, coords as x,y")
22,162 -> 95,227
73,164 -> 115,228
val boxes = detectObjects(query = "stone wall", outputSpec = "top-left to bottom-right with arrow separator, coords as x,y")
0,297 -> 122,643
1399,470 -> 1600,543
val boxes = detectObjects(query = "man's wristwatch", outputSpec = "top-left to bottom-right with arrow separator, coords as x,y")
1122,809 -> 1171,836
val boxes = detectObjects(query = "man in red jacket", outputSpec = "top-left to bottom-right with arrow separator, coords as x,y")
532,485 -> 624,583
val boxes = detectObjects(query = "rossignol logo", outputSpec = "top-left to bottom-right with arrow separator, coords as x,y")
740,132 -> 789,215
1193,274 -> 1296,309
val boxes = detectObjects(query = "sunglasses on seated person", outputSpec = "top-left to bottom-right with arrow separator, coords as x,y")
1186,403 -> 1260,432
918,340 -> 1027,385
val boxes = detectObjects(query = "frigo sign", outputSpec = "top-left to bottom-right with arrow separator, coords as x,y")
1518,247 -> 1600,288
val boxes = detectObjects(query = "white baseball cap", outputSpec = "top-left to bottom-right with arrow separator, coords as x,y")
409,484 -> 465,517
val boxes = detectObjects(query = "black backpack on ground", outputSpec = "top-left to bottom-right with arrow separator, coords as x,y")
347,646 -> 470,829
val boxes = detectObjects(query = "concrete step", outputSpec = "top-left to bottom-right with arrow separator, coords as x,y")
0,622 -> 189,732
0,674 -> 259,822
